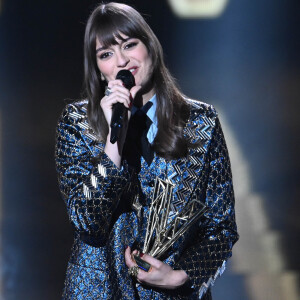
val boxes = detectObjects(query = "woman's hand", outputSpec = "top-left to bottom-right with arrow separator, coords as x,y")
100,79 -> 141,128
101,80 -> 141,168
125,246 -> 189,290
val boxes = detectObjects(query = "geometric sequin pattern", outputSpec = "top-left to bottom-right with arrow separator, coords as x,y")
175,114 -> 239,299
55,99 -> 238,299
56,103 -> 130,245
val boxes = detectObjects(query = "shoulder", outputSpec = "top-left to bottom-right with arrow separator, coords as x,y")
61,99 -> 88,120
59,99 -> 88,126
184,98 -> 218,123
57,99 -> 102,143
183,98 -> 219,144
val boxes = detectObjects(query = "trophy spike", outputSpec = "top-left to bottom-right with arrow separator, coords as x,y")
139,176 -> 208,264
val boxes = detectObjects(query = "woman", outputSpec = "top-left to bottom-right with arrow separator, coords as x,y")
55,2 -> 238,299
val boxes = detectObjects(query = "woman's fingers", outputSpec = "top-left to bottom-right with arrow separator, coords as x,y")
101,92 -> 131,108
124,246 -> 136,268
130,85 -> 142,99
107,79 -> 124,89
101,82 -> 134,110
102,80 -> 141,111
124,248 -> 176,287
137,253 -> 161,269
107,84 -> 131,97
124,248 -> 186,289
124,248 -> 151,280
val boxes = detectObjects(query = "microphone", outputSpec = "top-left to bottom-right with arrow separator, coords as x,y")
110,69 -> 135,144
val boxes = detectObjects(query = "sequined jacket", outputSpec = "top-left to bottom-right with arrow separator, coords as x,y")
55,98 -> 238,300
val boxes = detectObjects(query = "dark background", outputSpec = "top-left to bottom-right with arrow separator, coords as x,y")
0,0 -> 299,299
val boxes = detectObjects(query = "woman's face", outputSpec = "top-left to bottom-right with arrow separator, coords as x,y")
96,34 -> 153,91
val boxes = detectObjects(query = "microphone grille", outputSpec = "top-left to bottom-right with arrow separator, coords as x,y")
116,70 -> 135,90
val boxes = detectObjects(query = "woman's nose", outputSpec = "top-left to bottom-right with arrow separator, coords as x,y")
116,51 -> 129,67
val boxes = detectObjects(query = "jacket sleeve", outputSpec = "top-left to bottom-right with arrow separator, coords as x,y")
175,116 -> 239,298
55,104 -> 130,245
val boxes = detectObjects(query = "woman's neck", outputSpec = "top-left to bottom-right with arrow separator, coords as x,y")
142,88 -> 155,106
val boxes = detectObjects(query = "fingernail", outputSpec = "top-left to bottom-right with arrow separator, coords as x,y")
125,245 -> 128,250
139,252 -> 144,258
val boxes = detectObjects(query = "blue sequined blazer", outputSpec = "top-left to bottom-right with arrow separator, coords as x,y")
55,98 -> 238,299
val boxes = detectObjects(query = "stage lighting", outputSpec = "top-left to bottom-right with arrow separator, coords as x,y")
167,0 -> 229,18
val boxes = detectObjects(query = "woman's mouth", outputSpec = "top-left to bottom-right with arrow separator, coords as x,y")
129,67 -> 138,76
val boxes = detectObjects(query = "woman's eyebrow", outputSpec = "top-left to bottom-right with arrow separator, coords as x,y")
96,37 -> 133,53
96,46 -> 107,53
121,37 -> 132,43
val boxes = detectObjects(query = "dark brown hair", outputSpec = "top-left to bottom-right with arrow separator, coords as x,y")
84,2 -> 190,160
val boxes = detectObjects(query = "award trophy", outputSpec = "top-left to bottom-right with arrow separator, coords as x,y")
132,177 -> 208,272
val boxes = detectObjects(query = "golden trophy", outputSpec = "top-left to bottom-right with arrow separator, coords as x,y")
132,177 -> 208,272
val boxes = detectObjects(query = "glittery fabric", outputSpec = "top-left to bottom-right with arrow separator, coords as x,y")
55,99 -> 238,299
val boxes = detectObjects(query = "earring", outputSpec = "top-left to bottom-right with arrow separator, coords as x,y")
100,72 -> 105,81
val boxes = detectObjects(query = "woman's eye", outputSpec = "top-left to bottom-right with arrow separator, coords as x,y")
124,42 -> 138,49
99,52 -> 111,59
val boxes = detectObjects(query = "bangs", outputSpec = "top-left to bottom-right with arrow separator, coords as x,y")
94,12 -> 145,48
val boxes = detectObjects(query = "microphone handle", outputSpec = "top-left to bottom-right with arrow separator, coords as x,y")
109,69 -> 135,144
110,102 -> 125,144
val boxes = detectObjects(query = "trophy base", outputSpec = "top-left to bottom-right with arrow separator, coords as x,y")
133,255 -> 152,272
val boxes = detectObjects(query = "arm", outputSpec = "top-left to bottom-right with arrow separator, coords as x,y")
55,103 -> 130,246
175,116 -> 239,298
